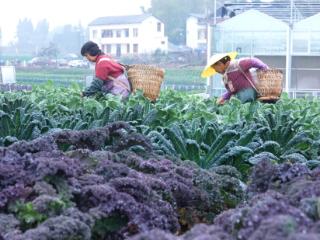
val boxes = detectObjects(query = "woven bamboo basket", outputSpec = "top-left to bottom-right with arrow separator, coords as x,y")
256,68 -> 283,101
126,64 -> 165,101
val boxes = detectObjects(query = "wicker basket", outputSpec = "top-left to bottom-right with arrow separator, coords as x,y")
126,64 -> 165,101
256,68 -> 283,101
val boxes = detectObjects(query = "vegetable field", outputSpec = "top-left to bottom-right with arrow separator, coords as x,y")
16,67 -> 206,90
1,84 -> 320,239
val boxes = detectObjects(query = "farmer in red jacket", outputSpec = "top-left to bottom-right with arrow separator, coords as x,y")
201,52 -> 269,105
81,41 -> 131,98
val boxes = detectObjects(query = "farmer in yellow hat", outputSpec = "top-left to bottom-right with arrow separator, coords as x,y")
201,52 -> 269,105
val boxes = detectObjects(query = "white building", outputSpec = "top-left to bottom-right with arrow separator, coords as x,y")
186,8 -> 228,50
186,14 -> 208,50
88,14 -> 168,57
0,28 -> 2,48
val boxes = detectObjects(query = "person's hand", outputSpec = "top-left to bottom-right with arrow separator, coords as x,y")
216,97 -> 225,105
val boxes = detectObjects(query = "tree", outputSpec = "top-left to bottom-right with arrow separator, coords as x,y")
16,18 -> 34,54
52,24 -> 86,55
38,42 -> 59,59
34,19 -> 49,54
150,0 -> 219,45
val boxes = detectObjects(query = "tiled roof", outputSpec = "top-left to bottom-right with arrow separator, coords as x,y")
89,14 -> 153,26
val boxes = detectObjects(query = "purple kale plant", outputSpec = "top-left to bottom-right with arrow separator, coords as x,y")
214,191 -> 312,239
6,216 -> 91,240
0,122 -> 245,239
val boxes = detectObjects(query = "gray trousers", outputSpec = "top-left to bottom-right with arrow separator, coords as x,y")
235,87 -> 257,103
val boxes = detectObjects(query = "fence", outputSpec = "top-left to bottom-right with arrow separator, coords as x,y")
209,87 -> 320,100
162,83 -> 206,92
287,89 -> 320,99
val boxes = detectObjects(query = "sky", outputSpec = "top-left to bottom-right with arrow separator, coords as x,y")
0,0 -> 151,45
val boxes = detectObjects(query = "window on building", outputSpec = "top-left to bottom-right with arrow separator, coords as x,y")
311,33 -> 320,54
161,41 -> 165,45
133,28 -> 138,37
116,44 -> 121,57
116,30 -> 121,38
102,30 -> 113,38
133,44 -> 138,53
106,44 -> 112,54
292,31 -> 309,54
127,44 -> 130,53
92,30 -> 98,39
124,29 -> 129,37
101,44 -> 112,54
157,22 -> 161,32
198,43 -> 207,50
293,39 -> 309,53
101,44 -> 106,53
198,29 -> 207,40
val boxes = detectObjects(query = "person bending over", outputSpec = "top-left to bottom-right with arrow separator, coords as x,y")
201,52 -> 268,104
81,41 -> 131,98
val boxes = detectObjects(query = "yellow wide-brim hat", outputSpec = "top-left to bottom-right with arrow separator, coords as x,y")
201,51 -> 238,78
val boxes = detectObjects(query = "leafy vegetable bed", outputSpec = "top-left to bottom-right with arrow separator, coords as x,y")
2,85 -> 320,239
130,160 -> 320,240
0,122 -> 243,239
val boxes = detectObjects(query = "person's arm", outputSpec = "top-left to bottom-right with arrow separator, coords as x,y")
82,77 -> 104,97
216,88 -> 233,105
222,90 -> 233,101
239,57 -> 269,71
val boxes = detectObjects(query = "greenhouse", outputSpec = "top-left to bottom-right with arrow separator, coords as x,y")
207,0 -> 320,97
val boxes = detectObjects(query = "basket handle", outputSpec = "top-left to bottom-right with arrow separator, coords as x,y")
119,63 -> 131,71
237,61 -> 260,95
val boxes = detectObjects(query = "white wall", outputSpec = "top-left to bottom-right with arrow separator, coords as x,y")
294,13 -> 320,31
186,16 -> 207,50
139,16 -> 168,53
293,13 -> 320,55
88,16 -> 168,56
186,17 -> 198,49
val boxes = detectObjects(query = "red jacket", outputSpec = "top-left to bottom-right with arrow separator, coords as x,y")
95,54 -> 124,80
